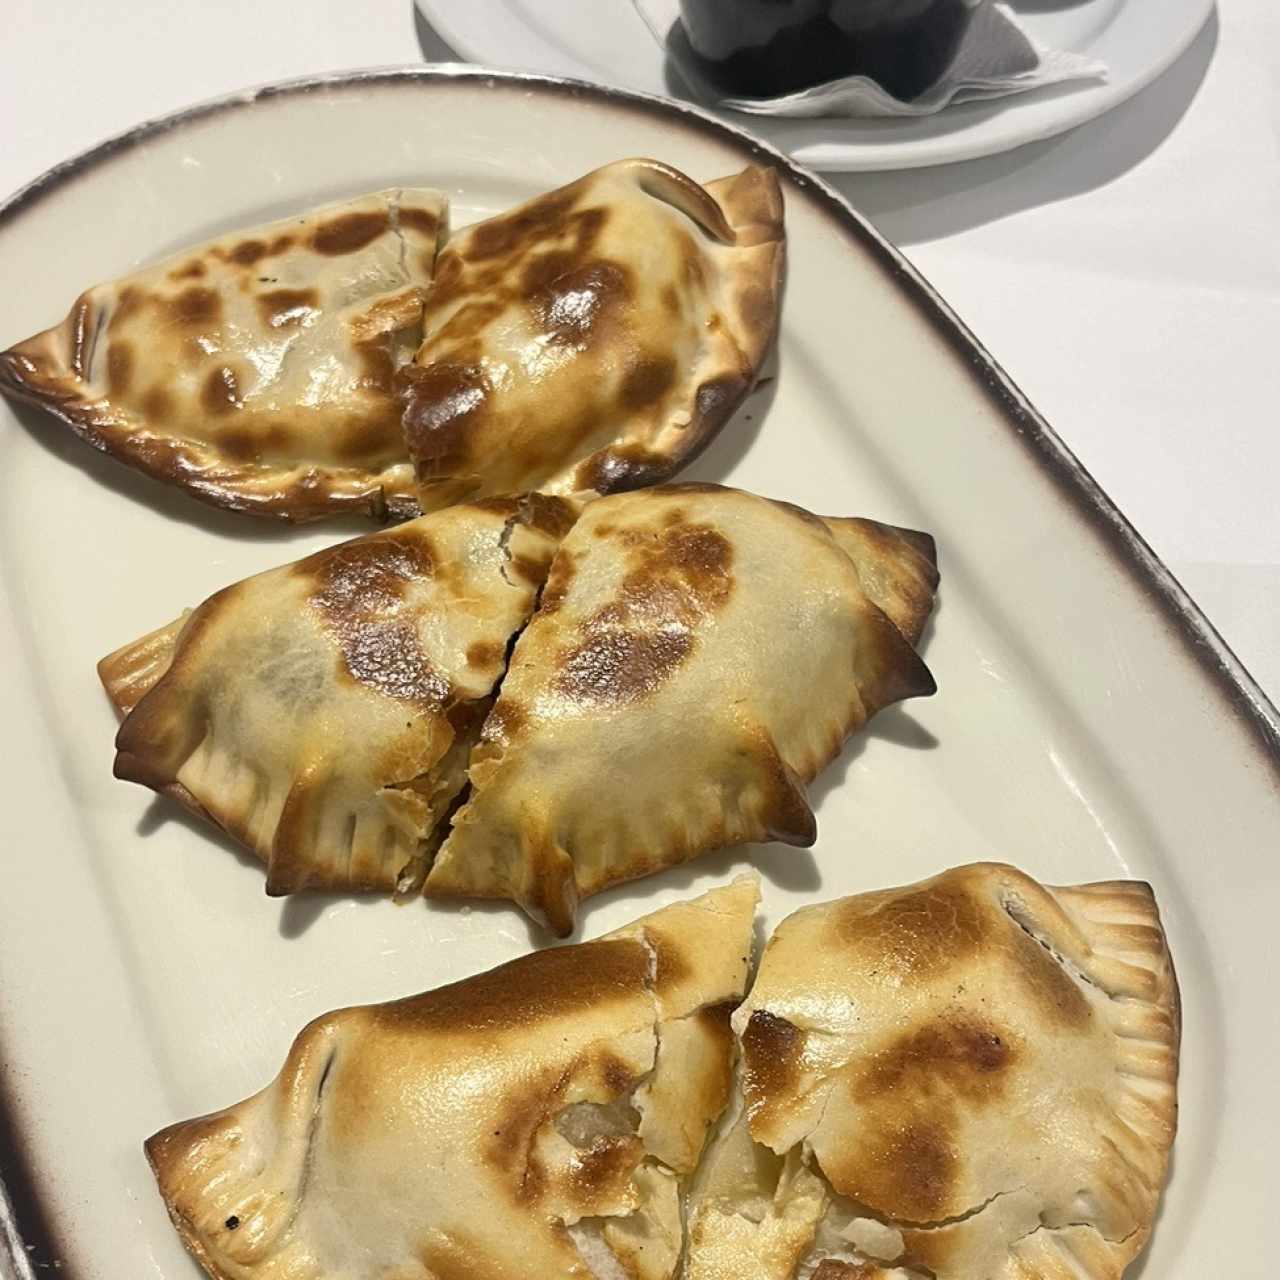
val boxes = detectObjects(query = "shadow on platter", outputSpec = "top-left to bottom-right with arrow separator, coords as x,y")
135,792 -> 264,876
807,699 -> 939,811
277,893 -> 335,940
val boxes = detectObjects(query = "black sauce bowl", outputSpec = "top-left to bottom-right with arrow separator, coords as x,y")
677,0 -> 983,101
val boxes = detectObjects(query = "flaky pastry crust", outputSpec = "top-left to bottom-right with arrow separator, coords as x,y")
401,160 -> 784,510
2,189 -> 446,520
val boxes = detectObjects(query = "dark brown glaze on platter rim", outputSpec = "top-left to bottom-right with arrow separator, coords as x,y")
0,64 -> 1275,1277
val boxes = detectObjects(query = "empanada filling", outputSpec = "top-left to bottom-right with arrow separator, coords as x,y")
568,1160 -> 684,1280
390,698 -> 491,895
556,1097 -> 645,1149
548,932 -> 737,1280
685,1080 -> 1021,1280
695,874 -> 1176,1280
142,871 -> 1175,1280
387,500 -> 558,892
569,1224 -> 638,1280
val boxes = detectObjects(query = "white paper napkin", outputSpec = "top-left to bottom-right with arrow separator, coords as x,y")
632,0 -> 1107,118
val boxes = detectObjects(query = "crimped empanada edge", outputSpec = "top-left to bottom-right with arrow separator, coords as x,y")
0,187 -> 447,523
718,864 -> 1180,1280
571,164 -> 786,497
1043,874 -> 1181,1275
0,346 -> 422,523
99,496 -> 580,895
145,878 -> 759,1280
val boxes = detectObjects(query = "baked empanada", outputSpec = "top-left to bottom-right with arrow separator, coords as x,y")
146,877 -> 759,1280
399,160 -> 784,509
425,483 -> 938,934
687,863 -> 1179,1280
99,494 -> 577,893
2,189 -> 446,521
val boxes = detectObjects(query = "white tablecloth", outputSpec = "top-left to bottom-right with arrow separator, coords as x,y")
2,0 -> 1275,701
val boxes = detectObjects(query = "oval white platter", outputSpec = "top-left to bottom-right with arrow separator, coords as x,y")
0,67 -> 1274,1277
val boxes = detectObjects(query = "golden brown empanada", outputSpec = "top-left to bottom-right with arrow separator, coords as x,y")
399,160 -> 784,510
425,483 -> 938,934
687,863 -> 1180,1280
2,189 -> 446,521
99,494 -> 577,893
146,877 -> 759,1280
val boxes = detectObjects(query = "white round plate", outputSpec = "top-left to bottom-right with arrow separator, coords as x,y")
417,0 -> 1215,170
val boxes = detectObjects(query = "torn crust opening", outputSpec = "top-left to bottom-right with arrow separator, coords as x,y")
719,863 -> 1179,1280
101,483 -> 934,932
145,878 -> 758,1280
421,484 -> 938,935
100,495 -> 579,896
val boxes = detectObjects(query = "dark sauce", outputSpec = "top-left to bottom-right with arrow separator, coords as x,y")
677,0 -> 978,101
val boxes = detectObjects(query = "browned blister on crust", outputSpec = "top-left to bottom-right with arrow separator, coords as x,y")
425,483 -> 936,934
99,495 -> 578,893
2,189 -> 446,521
145,878 -> 758,1280
699,863 -> 1179,1280
400,159 -> 784,510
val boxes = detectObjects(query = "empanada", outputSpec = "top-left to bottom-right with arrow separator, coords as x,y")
687,863 -> 1180,1280
146,876 -> 759,1280
99,494 -> 577,893
425,483 -> 938,934
399,160 -> 784,510
2,189 -> 445,521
